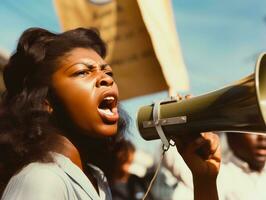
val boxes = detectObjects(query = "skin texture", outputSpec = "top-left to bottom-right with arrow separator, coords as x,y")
51,48 -> 119,138
175,132 -> 221,178
50,47 -> 120,192
227,132 -> 266,172
174,95 -> 221,200
174,132 -> 221,200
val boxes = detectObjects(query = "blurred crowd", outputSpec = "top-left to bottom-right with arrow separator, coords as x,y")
111,132 -> 266,200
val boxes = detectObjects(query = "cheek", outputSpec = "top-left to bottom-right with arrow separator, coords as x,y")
243,136 -> 258,149
51,73 -> 119,137
65,95 -> 96,128
53,79 -> 98,127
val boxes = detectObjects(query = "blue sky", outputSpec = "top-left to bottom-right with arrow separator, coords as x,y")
0,0 -> 59,52
173,0 -> 266,93
0,0 -> 266,153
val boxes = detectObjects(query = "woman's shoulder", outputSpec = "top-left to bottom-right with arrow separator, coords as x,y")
2,161 -> 68,200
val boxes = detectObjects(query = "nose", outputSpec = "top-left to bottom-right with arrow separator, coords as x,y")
257,134 -> 266,141
96,72 -> 114,88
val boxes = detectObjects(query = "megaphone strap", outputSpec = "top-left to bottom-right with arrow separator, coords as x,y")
153,100 -> 170,149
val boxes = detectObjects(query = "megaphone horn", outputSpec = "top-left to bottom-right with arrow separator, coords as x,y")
137,53 -> 266,146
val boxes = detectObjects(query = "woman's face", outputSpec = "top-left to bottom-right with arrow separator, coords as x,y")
51,48 -> 119,137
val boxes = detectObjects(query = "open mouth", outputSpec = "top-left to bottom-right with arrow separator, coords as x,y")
98,95 -> 119,123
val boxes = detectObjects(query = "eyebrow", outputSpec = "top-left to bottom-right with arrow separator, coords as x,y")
64,62 -> 111,72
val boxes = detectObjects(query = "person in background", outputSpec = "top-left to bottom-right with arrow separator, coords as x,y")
105,139 -> 136,186
166,131 -> 266,200
107,139 -> 156,200
217,132 -> 266,200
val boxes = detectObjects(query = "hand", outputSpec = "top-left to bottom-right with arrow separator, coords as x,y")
173,94 -> 221,178
173,132 -> 221,180
172,94 -> 221,200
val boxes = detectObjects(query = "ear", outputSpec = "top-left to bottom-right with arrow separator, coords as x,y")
43,99 -> 53,114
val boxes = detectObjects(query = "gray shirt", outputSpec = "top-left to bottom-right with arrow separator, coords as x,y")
1,153 -> 112,200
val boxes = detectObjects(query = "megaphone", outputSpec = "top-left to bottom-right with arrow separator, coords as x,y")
137,53 -> 266,147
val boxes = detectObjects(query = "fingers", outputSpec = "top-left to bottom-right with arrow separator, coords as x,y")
185,94 -> 192,99
200,132 -> 220,155
176,93 -> 182,101
173,133 -> 200,154
175,132 -> 220,161
174,132 -> 221,179
187,136 -> 207,153
174,93 -> 192,101
198,132 -> 221,162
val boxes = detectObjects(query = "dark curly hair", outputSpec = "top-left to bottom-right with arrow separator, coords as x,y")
0,27 -> 130,194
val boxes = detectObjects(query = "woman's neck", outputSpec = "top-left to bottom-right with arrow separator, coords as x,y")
55,135 -> 84,170
56,135 -> 100,194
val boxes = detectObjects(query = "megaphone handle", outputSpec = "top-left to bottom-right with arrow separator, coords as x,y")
153,100 -> 170,149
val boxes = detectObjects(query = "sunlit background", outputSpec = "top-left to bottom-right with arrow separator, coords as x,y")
0,0 -> 266,154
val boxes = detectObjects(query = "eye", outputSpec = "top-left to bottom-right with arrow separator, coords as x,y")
73,70 -> 90,77
106,71 -> 113,77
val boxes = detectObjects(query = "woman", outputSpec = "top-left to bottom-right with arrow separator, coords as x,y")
0,27 -> 220,200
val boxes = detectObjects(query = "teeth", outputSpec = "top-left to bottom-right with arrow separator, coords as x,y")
104,96 -> 115,101
99,108 -> 114,116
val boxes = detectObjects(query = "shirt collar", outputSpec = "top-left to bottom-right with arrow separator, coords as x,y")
52,152 -> 107,200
